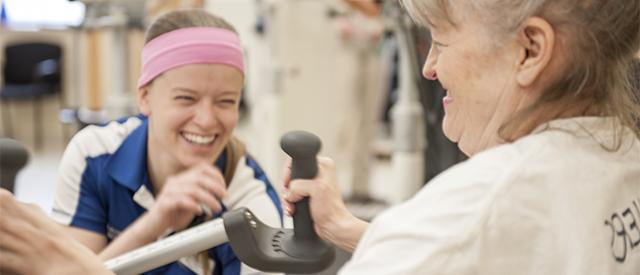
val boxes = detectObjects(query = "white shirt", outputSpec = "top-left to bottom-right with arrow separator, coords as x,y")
341,117 -> 640,275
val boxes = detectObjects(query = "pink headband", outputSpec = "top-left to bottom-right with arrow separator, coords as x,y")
137,27 -> 245,89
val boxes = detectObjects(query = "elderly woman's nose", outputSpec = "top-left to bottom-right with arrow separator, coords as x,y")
423,50 -> 438,80
423,63 -> 437,80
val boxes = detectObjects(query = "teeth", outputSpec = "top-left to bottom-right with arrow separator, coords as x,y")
183,133 -> 215,145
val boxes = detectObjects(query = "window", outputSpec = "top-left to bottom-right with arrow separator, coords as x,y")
2,0 -> 85,28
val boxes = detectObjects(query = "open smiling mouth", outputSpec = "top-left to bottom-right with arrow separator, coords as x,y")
181,132 -> 217,146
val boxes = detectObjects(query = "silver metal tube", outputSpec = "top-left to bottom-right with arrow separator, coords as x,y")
104,219 -> 228,275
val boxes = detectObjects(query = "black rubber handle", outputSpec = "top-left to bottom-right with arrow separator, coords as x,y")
224,131 -> 334,273
0,138 -> 29,192
280,131 -> 322,241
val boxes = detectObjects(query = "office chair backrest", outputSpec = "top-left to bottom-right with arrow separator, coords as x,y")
3,43 -> 61,85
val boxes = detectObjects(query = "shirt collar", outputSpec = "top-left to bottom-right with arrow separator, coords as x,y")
106,116 -> 150,192
532,116 -> 617,134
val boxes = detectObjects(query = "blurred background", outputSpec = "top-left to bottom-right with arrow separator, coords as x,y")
1,0 -> 639,273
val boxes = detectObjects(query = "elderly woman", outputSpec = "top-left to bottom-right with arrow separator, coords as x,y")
1,0 -> 639,274
283,0 -> 640,273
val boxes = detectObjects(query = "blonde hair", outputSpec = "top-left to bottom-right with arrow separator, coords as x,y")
145,10 -> 238,273
145,9 -> 237,43
401,0 -> 640,149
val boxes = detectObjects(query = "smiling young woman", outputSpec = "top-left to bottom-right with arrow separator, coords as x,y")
51,10 -> 283,275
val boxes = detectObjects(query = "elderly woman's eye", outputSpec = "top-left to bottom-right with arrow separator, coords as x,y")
433,41 -> 446,49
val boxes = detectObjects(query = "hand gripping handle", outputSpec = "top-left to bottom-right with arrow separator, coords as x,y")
280,130 -> 322,241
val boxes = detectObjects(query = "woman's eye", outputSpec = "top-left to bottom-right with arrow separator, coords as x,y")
220,99 -> 237,105
175,95 -> 195,101
432,41 -> 447,50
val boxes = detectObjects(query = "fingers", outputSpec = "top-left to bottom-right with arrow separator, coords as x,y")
0,210 -> 45,272
0,192 -> 42,241
0,215 -> 34,246
156,163 -> 228,219
282,157 -> 292,189
283,179 -> 318,203
196,176 -> 227,202
176,196 -> 203,215
0,251 -> 30,275
189,188 -> 222,214
14,203 -> 50,231
281,200 -> 295,216
194,164 -> 226,213
317,156 -> 336,170
193,163 -> 227,198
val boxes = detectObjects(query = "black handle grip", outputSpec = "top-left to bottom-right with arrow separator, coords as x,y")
223,131 -> 333,273
0,138 -> 30,192
280,131 -> 322,241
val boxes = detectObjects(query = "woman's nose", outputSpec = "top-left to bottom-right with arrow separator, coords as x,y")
422,47 -> 438,80
194,103 -> 217,129
423,66 -> 437,80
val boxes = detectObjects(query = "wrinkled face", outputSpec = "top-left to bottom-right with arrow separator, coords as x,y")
423,20 -> 530,156
139,64 -> 243,171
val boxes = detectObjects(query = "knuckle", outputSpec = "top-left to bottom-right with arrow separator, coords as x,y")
0,189 -> 11,199
317,180 -> 331,193
319,157 -> 335,168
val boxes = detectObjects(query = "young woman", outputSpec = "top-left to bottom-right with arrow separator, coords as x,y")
51,10 -> 282,275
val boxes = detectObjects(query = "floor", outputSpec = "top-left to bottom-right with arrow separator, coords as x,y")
12,143 -> 64,213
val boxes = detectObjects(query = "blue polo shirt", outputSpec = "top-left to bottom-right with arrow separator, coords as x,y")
52,116 -> 283,275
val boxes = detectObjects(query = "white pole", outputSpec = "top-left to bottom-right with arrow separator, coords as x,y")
104,219 -> 228,275
104,5 -> 137,119
389,13 -> 425,204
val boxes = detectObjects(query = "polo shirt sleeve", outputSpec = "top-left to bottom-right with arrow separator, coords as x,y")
219,154 -> 283,275
339,146 -> 521,275
223,155 -> 283,228
52,130 -> 107,234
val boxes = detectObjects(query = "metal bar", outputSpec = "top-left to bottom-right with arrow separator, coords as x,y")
104,218 -> 228,275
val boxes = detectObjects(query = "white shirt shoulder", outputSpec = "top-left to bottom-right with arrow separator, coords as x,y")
342,117 -> 640,275
52,117 -> 143,224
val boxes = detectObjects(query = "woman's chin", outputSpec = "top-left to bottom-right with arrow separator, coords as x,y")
441,120 -> 461,143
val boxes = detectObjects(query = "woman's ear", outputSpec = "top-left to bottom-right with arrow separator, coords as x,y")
138,86 -> 152,116
516,17 -> 555,87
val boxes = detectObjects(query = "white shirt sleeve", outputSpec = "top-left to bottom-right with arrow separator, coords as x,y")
340,146 -> 521,275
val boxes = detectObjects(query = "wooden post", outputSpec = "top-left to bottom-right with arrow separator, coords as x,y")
86,30 -> 102,111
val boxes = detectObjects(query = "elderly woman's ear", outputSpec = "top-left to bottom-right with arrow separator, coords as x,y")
515,17 -> 556,87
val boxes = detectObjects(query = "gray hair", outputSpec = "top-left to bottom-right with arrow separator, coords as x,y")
401,0 -> 640,149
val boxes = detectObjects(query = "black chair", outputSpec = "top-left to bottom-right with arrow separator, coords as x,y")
1,42 -> 63,150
